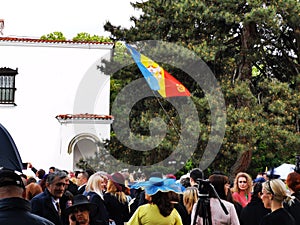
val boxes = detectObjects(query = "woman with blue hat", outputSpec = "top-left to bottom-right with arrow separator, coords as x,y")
127,177 -> 184,225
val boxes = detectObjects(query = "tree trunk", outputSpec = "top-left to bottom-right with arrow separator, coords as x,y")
229,149 -> 253,182
236,21 -> 257,81
230,22 -> 258,178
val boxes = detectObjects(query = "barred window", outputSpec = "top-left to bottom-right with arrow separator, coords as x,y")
0,68 -> 17,105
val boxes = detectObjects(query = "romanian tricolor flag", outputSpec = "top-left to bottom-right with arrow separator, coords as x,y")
126,44 -> 191,98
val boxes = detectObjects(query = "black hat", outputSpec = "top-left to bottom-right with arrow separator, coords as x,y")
0,169 -> 25,189
65,195 -> 97,215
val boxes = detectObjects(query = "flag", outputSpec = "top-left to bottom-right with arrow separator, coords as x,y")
126,44 -> 190,98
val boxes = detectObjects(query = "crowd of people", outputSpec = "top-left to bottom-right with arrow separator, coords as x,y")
0,162 -> 300,225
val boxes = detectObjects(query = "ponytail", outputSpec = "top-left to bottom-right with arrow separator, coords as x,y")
284,194 -> 295,206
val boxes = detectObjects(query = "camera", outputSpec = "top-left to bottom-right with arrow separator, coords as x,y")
192,178 -> 228,225
196,179 -> 211,196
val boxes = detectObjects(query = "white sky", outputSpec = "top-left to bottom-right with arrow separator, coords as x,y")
0,0 -> 141,39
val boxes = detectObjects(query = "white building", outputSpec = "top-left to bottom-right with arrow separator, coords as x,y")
0,36 -> 114,172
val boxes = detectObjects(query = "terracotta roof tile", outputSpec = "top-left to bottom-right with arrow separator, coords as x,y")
56,113 -> 114,124
0,36 -> 114,46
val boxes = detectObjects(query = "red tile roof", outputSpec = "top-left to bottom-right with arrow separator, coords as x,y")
0,36 -> 113,46
0,37 -> 114,50
56,113 -> 114,124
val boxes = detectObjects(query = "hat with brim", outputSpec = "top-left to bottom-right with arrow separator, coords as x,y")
253,177 -> 266,183
131,177 -> 185,195
65,194 -> 97,215
107,172 -> 125,192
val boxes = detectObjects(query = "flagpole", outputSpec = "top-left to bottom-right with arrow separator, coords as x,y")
151,90 -> 182,141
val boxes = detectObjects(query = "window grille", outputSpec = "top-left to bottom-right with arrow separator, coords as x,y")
0,68 -> 17,105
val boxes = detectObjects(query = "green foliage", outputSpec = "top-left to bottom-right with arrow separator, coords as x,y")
72,32 -> 112,42
40,32 -> 66,41
103,0 -> 300,178
40,32 -> 112,43
41,0 -> 300,177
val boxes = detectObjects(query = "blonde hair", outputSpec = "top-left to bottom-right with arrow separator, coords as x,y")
106,180 -> 127,204
183,187 -> 199,214
263,179 -> 295,206
85,173 -> 104,198
232,172 -> 252,194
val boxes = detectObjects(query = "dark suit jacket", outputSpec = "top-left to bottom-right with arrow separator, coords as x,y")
85,191 -> 109,225
77,184 -> 86,194
31,188 -> 66,225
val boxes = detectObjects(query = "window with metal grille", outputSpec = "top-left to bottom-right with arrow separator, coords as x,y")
0,67 -> 17,105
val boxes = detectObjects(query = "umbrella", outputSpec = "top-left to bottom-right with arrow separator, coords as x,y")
268,163 -> 295,180
0,123 -> 23,172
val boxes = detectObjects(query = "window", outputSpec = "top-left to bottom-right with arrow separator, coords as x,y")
0,67 -> 17,105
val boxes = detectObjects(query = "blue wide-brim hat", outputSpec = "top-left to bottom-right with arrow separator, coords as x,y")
131,177 -> 185,195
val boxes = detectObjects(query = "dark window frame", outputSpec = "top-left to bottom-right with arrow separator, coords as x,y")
0,67 -> 17,105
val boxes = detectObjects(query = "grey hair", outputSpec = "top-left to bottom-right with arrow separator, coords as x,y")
46,170 -> 67,184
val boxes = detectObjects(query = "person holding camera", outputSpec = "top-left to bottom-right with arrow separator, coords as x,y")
191,174 -> 240,225
189,168 -> 204,188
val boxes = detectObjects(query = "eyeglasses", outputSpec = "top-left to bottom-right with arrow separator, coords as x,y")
73,207 -> 88,213
238,181 -> 247,184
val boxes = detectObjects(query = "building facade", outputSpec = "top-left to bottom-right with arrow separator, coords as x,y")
0,37 -> 113,171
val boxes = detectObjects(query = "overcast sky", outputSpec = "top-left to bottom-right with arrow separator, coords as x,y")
0,0 -> 140,39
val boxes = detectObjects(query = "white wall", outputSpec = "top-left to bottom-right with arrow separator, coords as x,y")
0,42 -> 112,171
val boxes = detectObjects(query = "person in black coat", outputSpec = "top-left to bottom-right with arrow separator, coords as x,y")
104,172 -> 130,225
84,173 -> 109,225
31,170 -> 68,225
65,194 -> 103,225
284,171 -> 300,225
77,171 -> 89,195
260,179 -> 295,225
0,169 -> 54,225
240,182 -> 270,225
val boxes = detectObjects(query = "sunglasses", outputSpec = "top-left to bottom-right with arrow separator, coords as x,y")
238,181 -> 247,184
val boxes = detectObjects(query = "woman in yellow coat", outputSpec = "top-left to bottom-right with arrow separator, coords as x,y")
127,177 -> 184,225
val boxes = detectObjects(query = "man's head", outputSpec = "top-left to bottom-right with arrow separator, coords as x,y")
189,168 -> 204,187
46,170 -> 67,199
0,169 -> 25,198
76,171 -> 89,186
49,166 -> 56,174
36,169 -> 46,179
